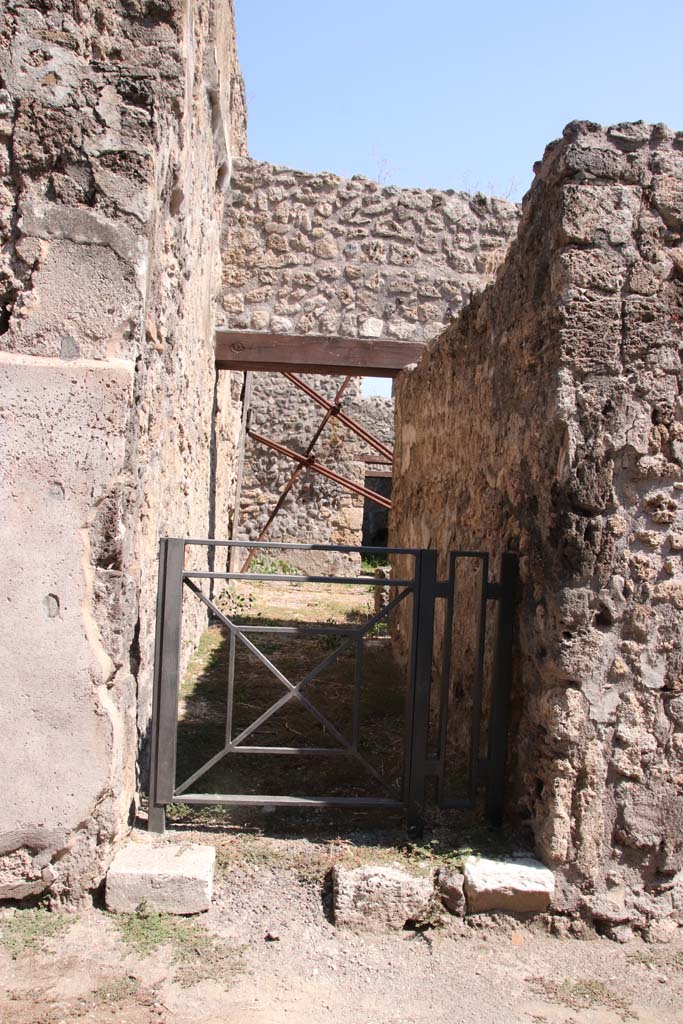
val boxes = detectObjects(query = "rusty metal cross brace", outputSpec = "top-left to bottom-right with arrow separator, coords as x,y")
240,373 -> 393,572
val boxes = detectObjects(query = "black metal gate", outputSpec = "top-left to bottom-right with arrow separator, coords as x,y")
147,539 -> 517,835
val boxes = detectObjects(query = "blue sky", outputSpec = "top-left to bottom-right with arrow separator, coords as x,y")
234,0 -> 682,396
235,0 -> 682,199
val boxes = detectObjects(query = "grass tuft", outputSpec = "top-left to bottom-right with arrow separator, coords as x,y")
402,824 -> 528,870
248,553 -> 302,576
0,907 -> 73,959
531,976 -> 635,1020
94,976 -> 140,1004
110,907 -> 243,988
360,554 -> 390,574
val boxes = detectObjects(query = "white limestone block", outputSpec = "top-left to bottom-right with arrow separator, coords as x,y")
106,842 -> 215,915
332,864 -> 433,931
270,315 -> 293,333
463,856 -> 554,914
359,317 -> 384,338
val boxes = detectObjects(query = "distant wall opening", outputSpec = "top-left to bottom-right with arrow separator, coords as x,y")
362,473 -> 392,548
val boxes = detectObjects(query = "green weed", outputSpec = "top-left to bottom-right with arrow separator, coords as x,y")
344,608 -> 390,637
360,554 -> 390,574
110,907 -> 243,988
93,977 -> 140,1004
215,834 -> 432,883
215,585 -> 254,616
628,946 -> 683,972
403,825 -> 524,870
0,907 -> 73,959
249,553 -> 302,577
166,802 -> 232,826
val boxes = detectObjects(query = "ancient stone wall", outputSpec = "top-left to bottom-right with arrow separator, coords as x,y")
223,160 -> 519,564
345,392 -> 395,455
392,121 -> 683,933
0,0 -> 246,902
222,158 -> 519,341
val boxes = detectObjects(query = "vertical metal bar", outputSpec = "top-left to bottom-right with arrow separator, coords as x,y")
148,538 -> 186,830
405,550 -> 438,837
225,626 -> 236,747
402,556 -> 421,809
486,553 -> 518,826
148,538 -> 168,834
229,371 -> 253,571
351,634 -> 363,752
434,555 -> 456,804
468,554 -> 489,803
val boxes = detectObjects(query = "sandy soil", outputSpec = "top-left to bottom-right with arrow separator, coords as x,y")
1,830 -> 682,1024
4,580 -> 680,1024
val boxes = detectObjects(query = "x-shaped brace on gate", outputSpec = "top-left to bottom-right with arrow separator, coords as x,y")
174,578 -> 410,801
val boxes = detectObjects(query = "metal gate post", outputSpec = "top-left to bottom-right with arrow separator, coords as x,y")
405,549 -> 438,837
486,552 -> 518,826
148,538 -> 185,833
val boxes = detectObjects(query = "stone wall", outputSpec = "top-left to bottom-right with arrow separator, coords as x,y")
222,158 -> 520,342
346,392 -> 395,452
223,160 -> 519,565
392,121 -> 683,933
0,0 -> 246,902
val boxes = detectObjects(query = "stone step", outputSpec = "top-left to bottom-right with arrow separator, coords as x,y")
332,864 -> 434,931
105,840 -> 215,915
332,854 -> 555,928
463,855 -> 555,914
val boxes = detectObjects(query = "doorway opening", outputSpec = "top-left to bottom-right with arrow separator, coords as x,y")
145,335 -> 517,843
361,470 -> 392,548
230,369 -> 394,576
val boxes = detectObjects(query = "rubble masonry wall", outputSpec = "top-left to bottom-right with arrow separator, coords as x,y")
222,159 -> 520,564
0,0 -> 246,902
392,121 -> 683,932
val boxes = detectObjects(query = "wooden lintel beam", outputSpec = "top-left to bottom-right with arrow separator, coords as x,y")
215,329 -> 426,377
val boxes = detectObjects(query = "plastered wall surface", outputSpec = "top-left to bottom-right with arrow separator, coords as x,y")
223,160 -> 519,561
0,0 -> 246,901
392,121 -> 683,935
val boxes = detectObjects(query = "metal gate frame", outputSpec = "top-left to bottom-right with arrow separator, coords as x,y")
147,539 -> 517,835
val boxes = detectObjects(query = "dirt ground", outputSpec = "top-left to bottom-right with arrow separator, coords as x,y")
2,828 -> 683,1024
3,575 -> 681,1024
